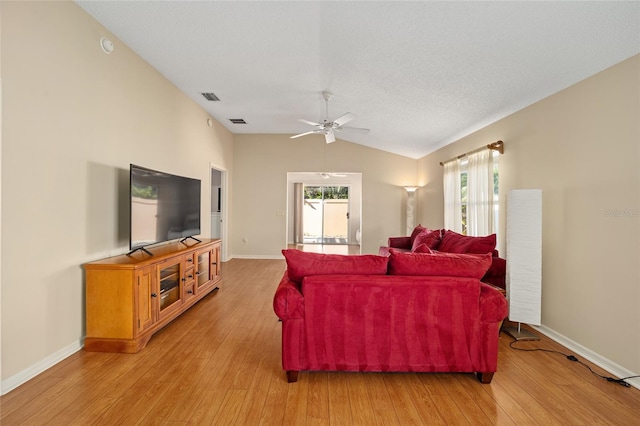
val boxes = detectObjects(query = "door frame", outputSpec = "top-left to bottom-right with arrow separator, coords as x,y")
286,172 -> 362,253
209,163 -> 228,262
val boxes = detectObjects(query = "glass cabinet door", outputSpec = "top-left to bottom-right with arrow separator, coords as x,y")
196,250 -> 211,288
158,260 -> 182,313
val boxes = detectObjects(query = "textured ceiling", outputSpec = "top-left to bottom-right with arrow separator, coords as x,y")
76,1 -> 640,159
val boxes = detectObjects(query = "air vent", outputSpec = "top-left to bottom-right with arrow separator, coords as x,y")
201,92 -> 220,102
229,119 -> 247,124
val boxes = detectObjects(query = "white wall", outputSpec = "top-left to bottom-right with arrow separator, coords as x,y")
0,2 -> 234,389
417,55 -> 640,377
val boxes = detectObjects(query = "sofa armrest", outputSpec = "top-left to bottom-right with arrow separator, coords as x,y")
479,283 -> 508,323
388,236 -> 412,249
273,272 -> 304,320
481,256 -> 506,289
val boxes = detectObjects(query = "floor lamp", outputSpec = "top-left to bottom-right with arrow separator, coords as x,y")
404,186 -> 418,235
503,189 -> 542,341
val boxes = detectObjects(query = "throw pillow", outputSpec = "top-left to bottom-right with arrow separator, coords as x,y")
412,243 -> 433,254
387,249 -> 492,279
411,229 -> 442,251
438,230 -> 496,254
282,249 -> 389,283
409,224 -> 426,245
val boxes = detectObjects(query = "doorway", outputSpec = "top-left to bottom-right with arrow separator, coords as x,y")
287,172 -> 361,255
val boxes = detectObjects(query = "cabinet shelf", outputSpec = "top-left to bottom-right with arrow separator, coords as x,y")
160,279 -> 179,294
160,270 -> 179,280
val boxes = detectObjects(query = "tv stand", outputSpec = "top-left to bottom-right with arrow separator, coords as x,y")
180,235 -> 202,244
84,238 -> 221,353
126,246 -> 154,257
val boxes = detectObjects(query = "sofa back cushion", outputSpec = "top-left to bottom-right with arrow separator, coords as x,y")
438,230 -> 496,254
282,249 -> 389,283
388,249 -> 492,279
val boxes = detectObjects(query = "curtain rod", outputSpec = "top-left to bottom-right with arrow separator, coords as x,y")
439,140 -> 504,166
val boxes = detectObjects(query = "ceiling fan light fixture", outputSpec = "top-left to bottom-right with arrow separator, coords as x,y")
325,131 -> 336,143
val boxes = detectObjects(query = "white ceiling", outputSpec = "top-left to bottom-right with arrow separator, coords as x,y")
76,1 -> 640,159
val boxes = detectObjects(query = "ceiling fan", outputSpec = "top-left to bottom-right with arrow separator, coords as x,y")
290,91 -> 370,143
319,172 -> 347,179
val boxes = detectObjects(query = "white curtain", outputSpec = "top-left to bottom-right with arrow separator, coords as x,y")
467,149 -> 494,236
443,159 -> 462,232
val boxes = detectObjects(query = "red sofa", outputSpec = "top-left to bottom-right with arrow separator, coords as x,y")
273,249 -> 508,384
379,227 -> 507,289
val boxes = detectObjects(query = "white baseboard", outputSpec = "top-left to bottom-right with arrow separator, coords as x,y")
1,339 -> 83,395
534,324 -> 640,390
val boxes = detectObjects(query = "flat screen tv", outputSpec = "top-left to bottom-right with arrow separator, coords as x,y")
129,164 -> 201,254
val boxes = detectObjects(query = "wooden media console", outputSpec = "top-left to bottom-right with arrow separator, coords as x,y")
83,238 -> 221,353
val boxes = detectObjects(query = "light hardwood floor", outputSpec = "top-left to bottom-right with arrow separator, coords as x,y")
1,258 -> 638,425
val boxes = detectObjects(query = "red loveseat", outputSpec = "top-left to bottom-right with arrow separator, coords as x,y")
379,227 -> 507,289
273,249 -> 508,384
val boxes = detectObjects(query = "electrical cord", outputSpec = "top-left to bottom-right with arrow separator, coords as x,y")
508,338 -> 637,388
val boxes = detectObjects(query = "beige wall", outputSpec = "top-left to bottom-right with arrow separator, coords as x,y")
3,0 -> 637,393
1,2 -> 233,384
232,134 -> 418,256
418,55 -> 640,374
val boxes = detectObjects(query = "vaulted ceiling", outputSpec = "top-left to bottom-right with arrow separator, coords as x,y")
77,1 -> 640,159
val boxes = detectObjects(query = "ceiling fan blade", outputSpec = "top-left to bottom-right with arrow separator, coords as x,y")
290,130 -> 320,139
325,130 -> 336,143
320,172 -> 347,178
338,126 -> 370,134
298,118 -> 323,127
332,112 -> 356,127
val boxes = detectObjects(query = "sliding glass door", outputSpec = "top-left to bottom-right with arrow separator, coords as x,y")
303,185 -> 349,244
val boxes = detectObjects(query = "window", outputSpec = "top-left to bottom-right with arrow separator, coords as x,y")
460,153 -> 499,235
445,150 -> 499,236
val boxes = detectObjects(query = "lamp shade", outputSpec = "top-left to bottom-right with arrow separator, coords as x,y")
506,189 -> 542,325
